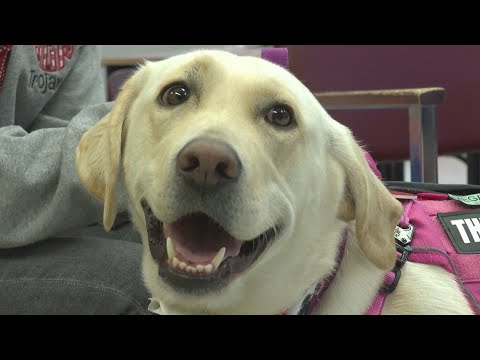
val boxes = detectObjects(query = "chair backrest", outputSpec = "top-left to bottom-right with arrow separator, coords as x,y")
261,47 -> 289,68
282,45 -> 480,161
107,67 -> 136,101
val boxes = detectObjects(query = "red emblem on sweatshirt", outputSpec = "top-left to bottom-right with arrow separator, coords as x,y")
0,45 -> 12,89
35,45 -> 74,72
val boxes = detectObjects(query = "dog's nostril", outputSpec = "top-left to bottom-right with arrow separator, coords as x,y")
180,154 -> 200,172
215,161 -> 237,180
215,161 -> 229,179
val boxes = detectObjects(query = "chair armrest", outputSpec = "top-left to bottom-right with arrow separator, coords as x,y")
313,87 -> 445,183
314,87 -> 445,110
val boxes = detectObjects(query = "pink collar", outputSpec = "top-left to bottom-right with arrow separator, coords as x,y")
280,233 -> 347,315
281,235 -> 410,315
280,236 -> 409,315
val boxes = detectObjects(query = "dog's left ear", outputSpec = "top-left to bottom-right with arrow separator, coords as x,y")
76,69 -> 141,231
331,123 -> 403,270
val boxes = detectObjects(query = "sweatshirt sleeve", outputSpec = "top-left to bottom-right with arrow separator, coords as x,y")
0,46 -> 126,248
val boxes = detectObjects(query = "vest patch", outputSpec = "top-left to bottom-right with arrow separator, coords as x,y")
449,193 -> 480,206
437,211 -> 480,253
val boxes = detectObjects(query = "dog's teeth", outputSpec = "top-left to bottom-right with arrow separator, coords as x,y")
196,264 -> 205,273
186,265 -> 197,274
179,261 -> 187,270
211,247 -> 226,269
172,257 -> 180,268
166,237 -> 176,260
204,264 -> 213,273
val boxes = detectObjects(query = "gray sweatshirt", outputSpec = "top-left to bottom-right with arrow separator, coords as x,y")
0,45 -> 120,248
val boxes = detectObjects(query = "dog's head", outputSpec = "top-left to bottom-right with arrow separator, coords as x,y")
76,50 -> 402,314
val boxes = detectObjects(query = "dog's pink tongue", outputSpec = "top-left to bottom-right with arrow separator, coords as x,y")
164,214 -> 243,264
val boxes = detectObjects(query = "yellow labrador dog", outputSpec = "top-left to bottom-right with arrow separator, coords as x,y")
76,50 -> 473,314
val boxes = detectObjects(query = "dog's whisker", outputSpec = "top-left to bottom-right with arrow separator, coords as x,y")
123,225 -> 138,242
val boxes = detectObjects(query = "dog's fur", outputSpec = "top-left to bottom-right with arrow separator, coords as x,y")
76,50 -> 473,314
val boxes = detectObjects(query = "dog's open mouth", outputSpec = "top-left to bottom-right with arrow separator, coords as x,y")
141,200 -> 279,293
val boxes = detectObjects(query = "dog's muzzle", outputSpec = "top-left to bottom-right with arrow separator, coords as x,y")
141,137 -> 283,293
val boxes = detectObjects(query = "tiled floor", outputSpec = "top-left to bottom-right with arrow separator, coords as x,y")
403,156 -> 467,184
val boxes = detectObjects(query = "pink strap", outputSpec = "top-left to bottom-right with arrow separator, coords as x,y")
365,271 -> 396,315
416,192 -> 449,200
399,200 -> 414,228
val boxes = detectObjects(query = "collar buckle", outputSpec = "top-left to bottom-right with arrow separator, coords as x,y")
381,228 -> 413,294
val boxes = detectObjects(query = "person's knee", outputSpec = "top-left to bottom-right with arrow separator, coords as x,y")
0,236 -> 151,314
0,278 -> 150,315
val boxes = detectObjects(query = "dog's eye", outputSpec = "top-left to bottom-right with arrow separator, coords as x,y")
265,106 -> 294,127
161,83 -> 190,106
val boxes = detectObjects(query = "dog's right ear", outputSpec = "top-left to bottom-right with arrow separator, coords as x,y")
76,70 -> 141,231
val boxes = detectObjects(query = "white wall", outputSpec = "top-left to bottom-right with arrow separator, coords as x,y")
403,157 -> 468,184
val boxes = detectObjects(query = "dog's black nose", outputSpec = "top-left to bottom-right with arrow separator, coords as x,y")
177,138 -> 241,189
